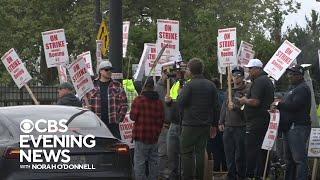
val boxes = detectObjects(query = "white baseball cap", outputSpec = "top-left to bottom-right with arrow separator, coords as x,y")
244,59 -> 263,68
98,60 -> 113,71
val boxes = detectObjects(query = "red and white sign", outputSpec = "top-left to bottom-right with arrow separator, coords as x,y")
1,48 -> 32,89
57,65 -> 68,83
123,21 -> 130,58
144,43 -> 159,76
262,110 -> 280,150
67,57 -> 94,98
264,40 -> 301,81
237,41 -> 255,67
156,19 -> 179,66
119,113 -> 135,149
217,28 -> 237,67
77,51 -> 94,76
42,29 -> 69,68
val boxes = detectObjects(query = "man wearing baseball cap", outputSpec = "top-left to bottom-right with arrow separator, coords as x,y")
219,66 -> 247,179
86,60 -> 128,139
239,59 -> 274,179
57,82 -> 82,107
271,64 -> 311,180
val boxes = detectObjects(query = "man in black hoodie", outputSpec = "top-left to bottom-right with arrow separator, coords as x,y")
57,82 -> 82,107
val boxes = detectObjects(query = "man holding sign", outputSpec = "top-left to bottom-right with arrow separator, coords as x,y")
271,65 -> 311,180
238,59 -> 274,179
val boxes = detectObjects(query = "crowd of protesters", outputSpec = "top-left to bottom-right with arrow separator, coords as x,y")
56,58 -> 312,180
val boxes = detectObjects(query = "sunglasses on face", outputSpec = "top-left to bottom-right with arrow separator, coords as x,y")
102,68 -> 112,72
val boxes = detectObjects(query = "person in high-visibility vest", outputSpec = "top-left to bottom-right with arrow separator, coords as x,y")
165,62 -> 188,179
122,79 -> 138,112
317,104 -> 320,122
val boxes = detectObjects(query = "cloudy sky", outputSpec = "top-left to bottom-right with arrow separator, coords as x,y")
282,0 -> 320,32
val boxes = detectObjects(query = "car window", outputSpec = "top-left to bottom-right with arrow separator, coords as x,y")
0,121 -> 12,143
68,111 -> 102,128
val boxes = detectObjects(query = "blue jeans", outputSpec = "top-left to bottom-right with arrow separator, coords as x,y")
167,123 -> 181,179
223,126 -> 246,179
158,127 -> 169,178
134,141 -> 159,180
283,125 -> 311,180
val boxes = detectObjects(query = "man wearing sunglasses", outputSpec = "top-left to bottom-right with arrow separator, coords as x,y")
86,60 -> 128,139
271,65 -> 311,180
238,59 -> 274,179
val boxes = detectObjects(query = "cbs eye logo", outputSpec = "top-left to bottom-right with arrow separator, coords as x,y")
20,119 -> 34,133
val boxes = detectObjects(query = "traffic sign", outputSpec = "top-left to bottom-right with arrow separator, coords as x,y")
97,20 -> 110,57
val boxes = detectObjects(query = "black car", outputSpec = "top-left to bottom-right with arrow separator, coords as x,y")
0,105 -> 132,180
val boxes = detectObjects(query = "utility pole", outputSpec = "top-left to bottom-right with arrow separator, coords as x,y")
109,0 -> 123,78
95,0 -> 102,32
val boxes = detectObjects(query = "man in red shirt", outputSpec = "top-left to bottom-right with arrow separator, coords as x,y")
130,77 -> 165,180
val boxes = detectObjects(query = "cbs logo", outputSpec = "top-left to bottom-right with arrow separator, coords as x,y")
20,119 -> 68,133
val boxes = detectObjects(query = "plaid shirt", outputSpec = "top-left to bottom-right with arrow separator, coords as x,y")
130,92 -> 164,144
87,79 -> 128,124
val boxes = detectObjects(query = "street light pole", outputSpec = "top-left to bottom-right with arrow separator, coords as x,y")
109,0 -> 123,78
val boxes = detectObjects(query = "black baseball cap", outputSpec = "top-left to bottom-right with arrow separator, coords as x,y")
286,65 -> 304,75
231,67 -> 244,76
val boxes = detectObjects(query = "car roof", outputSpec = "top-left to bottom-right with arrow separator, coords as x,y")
0,105 -> 87,114
0,105 -> 115,139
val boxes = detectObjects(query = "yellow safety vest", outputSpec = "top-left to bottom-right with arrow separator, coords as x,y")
169,79 -> 190,100
122,79 -> 137,92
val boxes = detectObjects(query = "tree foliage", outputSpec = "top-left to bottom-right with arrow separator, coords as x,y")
2,0 -> 317,91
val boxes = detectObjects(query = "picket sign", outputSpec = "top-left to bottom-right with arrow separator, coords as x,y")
261,110 -> 280,180
156,19 -> 180,68
119,113 -> 135,149
42,29 -> 69,68
133,43 -> 150,81
237,41 -> 255,67
77,51 -> 94,76
96,40 -> 103,75
217,28 -> 237,67
308,128 -> 320,180
67,57 -> 94,99
1,48 -> 39,105
263,40 -> 301,81
123,21 -> 130,58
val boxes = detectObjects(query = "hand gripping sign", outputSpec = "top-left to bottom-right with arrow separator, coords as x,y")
67,57 -> 94,99
264,40 -> 301,81
42,29 -> 69,68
